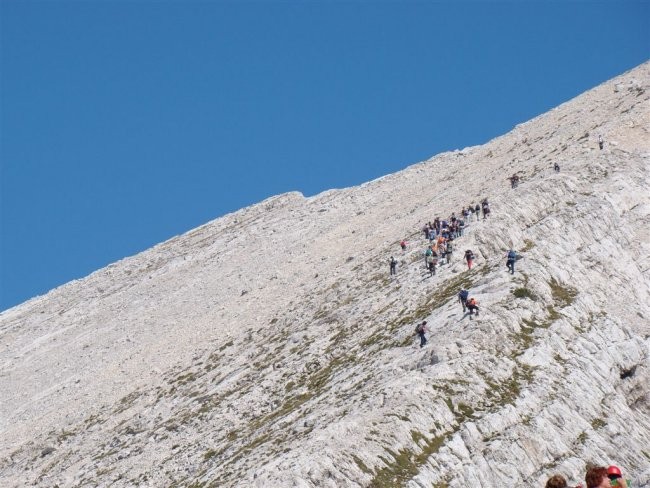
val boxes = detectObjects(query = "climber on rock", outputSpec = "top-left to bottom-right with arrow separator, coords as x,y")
467,297 -> 479,319
458,289 -> 469,312
414,321 -> 429,348
506,249 -> 517,274
426,253 -> 437,276
509,174 -> 520,189
482,200 -> 491,219
464,249 -> 475,269
389,256 -> 397,275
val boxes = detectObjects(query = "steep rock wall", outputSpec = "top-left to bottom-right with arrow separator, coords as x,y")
1,63 -> 649,488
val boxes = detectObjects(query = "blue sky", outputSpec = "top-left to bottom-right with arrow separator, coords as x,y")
1,1 -> 648,311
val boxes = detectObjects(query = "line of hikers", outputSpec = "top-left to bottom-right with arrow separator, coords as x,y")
390,199 -> 492,276
386,197 -> 523,346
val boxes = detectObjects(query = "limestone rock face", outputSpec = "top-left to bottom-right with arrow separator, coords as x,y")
1,63 -> 649,488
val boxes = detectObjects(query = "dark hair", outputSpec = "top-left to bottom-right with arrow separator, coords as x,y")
585,466 -> 608,488
545,475 -> 568,488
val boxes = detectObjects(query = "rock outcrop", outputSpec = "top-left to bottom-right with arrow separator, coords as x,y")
1,62 -> 649,488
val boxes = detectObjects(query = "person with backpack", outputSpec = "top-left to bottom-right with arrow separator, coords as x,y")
390,256 -> 397,275
424,246 -> 433,268
415,321 -> 429,348
509,174 -> 520,189
482,200 -> 490,219
467,297 -> 479,319
554,162 -> 560,172
445,239 -> 454,264
474,204 -> 481,221
464,249 -> 475,269
506,249 -> 517,274
426,253 -> 437,276
458,289 -> 469,312
598,134 -> 604,150
400,240 -> 407,251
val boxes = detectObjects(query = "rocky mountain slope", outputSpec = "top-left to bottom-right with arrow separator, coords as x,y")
1,62 -> 649,488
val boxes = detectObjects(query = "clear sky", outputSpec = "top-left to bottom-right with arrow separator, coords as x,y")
1,1 -> 648,311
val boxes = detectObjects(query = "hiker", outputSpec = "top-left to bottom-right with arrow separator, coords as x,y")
554,162 -> 560,172
467,297 -> 479,319
426,254 -> 436,276
509,174 -> 520,189
458,289 -> 469,312
482,200 -> 490,219
598,134 -> 604,150
424,246 -> 433,268
422,224 -> 430,239
390,256 -> 397,275
438,242 -> 447,265
585,466 -> 628,488
545,474 -> 568,488
506,249 -> 517,274
445,240 -> 453,262
400,240 -> 407,251
464,249 -> 474,269
474,203 -> 481,221
605,466 -> 628,488
545,474 -> 583,488
415,321 -> 429,348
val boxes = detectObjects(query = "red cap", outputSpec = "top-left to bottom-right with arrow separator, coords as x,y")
607,465 -> 622,477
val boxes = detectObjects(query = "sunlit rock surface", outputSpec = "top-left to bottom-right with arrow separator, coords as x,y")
1,62 -> 649,488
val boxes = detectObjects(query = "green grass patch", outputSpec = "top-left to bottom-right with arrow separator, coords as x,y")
510,322 -> 535,353
512,287 -> 537,300
520,239 -> 535,252
203,449 -> 217,461
352,454 -> 373,475
361,332 -> 388,348
484,363 -> 534,408
549,278 -> 577,308
591,418 -> 606,429
369,435 -> 446,488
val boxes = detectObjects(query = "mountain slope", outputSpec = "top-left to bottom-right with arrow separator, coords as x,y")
1,62 -> 649,488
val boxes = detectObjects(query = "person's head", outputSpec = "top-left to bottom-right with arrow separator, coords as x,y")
585,466 -> 610,488
545,474 -> 568,488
